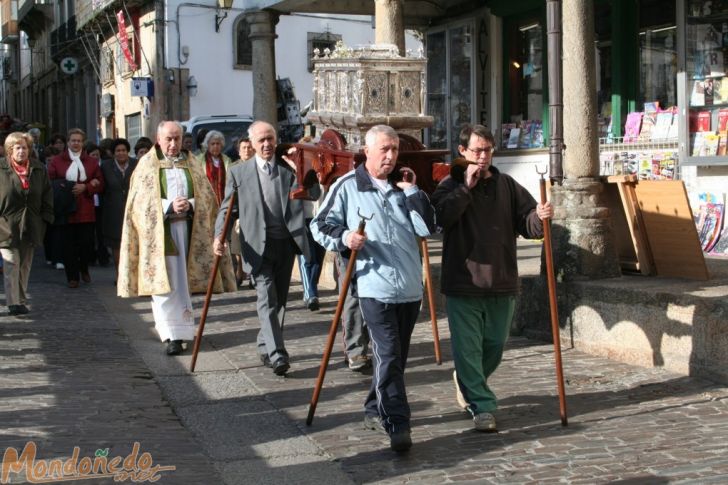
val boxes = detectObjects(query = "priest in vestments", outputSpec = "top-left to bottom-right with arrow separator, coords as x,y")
117,121 -> 236,355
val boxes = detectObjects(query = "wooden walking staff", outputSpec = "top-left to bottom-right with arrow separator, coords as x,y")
420,237 -> 442,365
307,209 -> 373,426
190,188 -> 238,373
536,166 -> 568,426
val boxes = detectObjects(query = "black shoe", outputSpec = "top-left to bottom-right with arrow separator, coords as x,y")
166,340 -> 183,356
389,429 -> 412,453
259,353 -> 272,368
272,358 -> 290,376
307,297 -> 320,311
8,305 -> 29,316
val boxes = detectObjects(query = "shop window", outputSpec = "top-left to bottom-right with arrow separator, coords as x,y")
426,30 -> 447,151
599,1 -> 679,183
425,23 -> 474,157
639,0 -> 677,110
685,0 -> 728,162
101,47 -> 114,85
234,16 -> 252,70
125,113 -> 142,151
307,31 -> 341,72
115,37 -> 136,75
503,18 -> 544,150
595,2 -> 612,140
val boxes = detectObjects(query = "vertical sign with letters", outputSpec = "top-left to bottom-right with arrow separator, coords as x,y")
478,17 -> 490,127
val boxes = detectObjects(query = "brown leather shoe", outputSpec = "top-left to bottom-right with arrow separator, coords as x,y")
81,271 -> 91,283
68,280 -> 79,288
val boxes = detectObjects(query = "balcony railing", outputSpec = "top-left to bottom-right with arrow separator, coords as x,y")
17,0 -> 53,23
76,0 -> 147,30
50,15 -> 79,60
76,0 -> 116,30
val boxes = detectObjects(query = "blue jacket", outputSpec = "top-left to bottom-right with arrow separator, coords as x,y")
311,163 -> 436,303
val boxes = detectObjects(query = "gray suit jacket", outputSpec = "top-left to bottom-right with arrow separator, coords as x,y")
215,156 -> 319,274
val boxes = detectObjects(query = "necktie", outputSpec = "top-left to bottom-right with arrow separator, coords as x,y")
265,163 -> 271,175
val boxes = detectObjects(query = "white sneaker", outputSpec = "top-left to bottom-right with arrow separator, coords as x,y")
473,412 -> 497,432
348,355 -> 371,372
453,370 -> 468,410
55,263 -> 65,270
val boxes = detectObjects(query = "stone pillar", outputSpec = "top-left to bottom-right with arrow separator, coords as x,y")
550,0 -> 621,280
374,0 -> 405,55
247,11 -> 278,125
563,0 -> 598,177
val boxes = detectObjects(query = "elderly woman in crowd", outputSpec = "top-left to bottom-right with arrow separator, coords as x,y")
47,128 -> 104,288
200,130 -> 233,204
100,138 -> 137,275
0,132 -> 53,315
201,130 -> 248,284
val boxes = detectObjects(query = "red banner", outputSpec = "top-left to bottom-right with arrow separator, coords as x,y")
116,11 -> 137,72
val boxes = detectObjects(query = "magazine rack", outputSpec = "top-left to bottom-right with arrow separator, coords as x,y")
605,176 -> 709,280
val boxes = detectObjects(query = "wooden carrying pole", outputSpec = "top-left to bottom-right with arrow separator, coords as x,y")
190,190 -> 238,373
307,213 -> 370,426
538,169 -> 568,426
421,238 -> 441,364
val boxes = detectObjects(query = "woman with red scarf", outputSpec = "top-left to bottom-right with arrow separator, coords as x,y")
200,130 -> 234,204
200,130 -> 245,284
0,132 -> 53,315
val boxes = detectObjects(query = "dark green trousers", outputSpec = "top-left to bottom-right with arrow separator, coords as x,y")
446,295 -> 515,415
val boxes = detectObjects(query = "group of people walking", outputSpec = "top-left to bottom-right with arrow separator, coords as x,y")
0,119 -> 553,454
0,126 -> 147,314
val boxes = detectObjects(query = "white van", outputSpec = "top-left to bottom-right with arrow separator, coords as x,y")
181,115 -> 253,153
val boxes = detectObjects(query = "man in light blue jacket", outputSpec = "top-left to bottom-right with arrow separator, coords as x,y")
311,124 -> 435,453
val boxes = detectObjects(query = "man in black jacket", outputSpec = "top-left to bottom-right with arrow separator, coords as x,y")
431,124 -> 553,432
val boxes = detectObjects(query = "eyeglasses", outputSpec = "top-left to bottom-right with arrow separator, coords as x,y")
466,146 -> 494,156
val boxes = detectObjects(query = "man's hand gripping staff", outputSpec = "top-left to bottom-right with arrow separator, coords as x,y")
306,208 -> 374,426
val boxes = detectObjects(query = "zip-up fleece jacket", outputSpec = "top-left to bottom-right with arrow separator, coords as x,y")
431,165 -> 543,297
311,163 -> 436,303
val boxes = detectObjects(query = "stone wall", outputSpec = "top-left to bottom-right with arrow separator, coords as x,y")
516,271 -> 728,384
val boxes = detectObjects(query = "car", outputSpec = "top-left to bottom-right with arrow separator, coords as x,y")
181,115 -> 254,153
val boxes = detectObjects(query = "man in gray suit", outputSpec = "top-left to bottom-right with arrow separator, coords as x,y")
213,121 -> 319,376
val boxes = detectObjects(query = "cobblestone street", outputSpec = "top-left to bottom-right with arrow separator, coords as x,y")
1,247 -> 727,484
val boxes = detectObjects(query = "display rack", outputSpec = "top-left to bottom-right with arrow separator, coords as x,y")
598,137 -> 680,179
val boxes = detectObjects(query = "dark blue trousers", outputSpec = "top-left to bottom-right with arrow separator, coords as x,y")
360,298 -> 421,435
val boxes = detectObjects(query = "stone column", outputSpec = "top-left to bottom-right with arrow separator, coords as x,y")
374,0 -> 405,55
247,11 -> 278,124
550,0 -> 620,280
